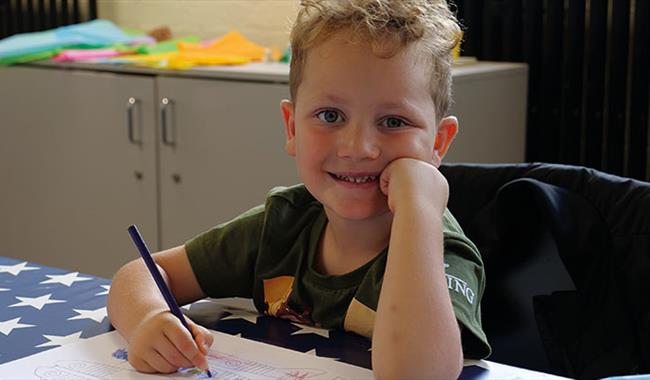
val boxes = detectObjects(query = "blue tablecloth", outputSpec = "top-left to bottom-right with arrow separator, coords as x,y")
1,256 -> 501,379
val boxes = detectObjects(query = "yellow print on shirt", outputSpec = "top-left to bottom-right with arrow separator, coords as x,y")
262,276 -> 313,325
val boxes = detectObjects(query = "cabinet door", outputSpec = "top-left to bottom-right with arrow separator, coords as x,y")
157,76 -> 299,247
0,67 -> 158,277
446,64 -> 528,163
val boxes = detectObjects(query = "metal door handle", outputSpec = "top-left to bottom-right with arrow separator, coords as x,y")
126,97 -> 141,144
160,97 -> 175,146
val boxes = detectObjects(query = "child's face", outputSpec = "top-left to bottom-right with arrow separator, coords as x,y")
281,33 -> 457,222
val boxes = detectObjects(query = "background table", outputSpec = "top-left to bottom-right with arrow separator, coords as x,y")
0,256 -> 563,379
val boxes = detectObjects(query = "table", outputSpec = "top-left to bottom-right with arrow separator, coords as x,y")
0,256 -> 565,379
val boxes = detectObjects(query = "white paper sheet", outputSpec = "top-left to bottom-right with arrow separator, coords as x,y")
0,330 -> 373,380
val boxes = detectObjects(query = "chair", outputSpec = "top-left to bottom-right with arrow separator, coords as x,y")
440,163 -> 650,379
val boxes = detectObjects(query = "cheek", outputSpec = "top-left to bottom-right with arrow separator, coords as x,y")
389,134 -> 435,161
296,128 -> 330,159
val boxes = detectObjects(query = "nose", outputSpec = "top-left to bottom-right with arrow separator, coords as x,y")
336,121 -> 380,160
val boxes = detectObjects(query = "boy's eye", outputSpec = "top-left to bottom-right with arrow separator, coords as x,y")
316,110 -> 342,123
381,117 -> 407,129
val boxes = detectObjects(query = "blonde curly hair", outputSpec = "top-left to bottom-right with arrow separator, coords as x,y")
289,0 -> 461,120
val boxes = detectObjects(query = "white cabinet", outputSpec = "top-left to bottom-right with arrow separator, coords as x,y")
0,61 -> 527,277
156,76 -> 298,247
0,67 -> 158,277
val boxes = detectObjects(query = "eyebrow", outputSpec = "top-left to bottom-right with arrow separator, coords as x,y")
314,94 -> 417,110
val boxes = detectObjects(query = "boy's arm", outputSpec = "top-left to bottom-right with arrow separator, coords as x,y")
373,158 -> 463,379
107,245 -> 213,373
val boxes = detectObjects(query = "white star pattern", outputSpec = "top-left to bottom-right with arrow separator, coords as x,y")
0,288 -> 9,292
0,262 -> 39,276
9,294 -> 66,310
41,272 -> 92,287
67,307 -> 107,323
35,331 -> 83,348
0,317 -> 35,336
305,349 -> 339,361
291,323 -> 330,338
220,309 -> 260,324
95,285 -> 110,296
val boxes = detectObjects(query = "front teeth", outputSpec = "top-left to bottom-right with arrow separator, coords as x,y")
334,174 -> 377,183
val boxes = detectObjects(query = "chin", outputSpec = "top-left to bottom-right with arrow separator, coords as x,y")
327,202 -> 391,222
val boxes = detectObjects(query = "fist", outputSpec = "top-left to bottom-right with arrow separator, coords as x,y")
127,311 -> 214,374
379,158 -> 449,214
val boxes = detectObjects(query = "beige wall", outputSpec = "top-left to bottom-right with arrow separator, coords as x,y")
98,0 -> 299,49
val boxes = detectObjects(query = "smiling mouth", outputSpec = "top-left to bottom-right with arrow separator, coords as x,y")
329,173 -> 379,184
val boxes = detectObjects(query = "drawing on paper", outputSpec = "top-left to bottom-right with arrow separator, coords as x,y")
4,331 -> 372,380
34,360 -> 123,380
206,350 -> 326,379
32,350 -> 331,380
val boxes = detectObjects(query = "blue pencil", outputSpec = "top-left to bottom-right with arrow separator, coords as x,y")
127,224 -> 212,378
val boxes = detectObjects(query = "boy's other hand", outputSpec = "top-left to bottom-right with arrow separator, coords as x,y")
127,310 -> 214,374
379,157 -> 449,215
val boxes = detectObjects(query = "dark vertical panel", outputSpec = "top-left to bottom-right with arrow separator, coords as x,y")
49,0 -> 57,27
559,0 -> 586,164
72,0 -> 80,23
502,0 -> 523,61
14,0 -> 23,33
37,0 -> 45,30
603,0 -> 630,174
89,0 -> 97,20
483,0 -> 503,60
582,0 -> 608,169
627,0 -> 650,180
6,0 -> 16,36
523,0 -> 544,161
25,0 -> 35,31
540,0 -> 565,162
0,0 -> 8,39
460,0 -> 484,57
60,0 -> 68,25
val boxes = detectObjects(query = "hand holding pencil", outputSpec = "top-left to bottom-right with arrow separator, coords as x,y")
126,225 -> 213,376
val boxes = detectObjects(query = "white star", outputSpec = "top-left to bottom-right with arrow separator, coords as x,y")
0,288 -> 9,292
220,309 -> 260,324
9,294 -> 66,310
0,262 -> 39,276
41,272 -> 92,287
95,285 -> 110,296
35,331 -> 83,348
290,323 -> 330,338
68,307 -> 107,323
305,349 -> 339,361
0,317 -> 35,336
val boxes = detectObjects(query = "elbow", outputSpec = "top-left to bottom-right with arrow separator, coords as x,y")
372,343 -> 464,380
107,259 -> 142,316
373,362 -> 462,380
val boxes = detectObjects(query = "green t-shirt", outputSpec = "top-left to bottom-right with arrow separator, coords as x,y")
186,184 -> 491,359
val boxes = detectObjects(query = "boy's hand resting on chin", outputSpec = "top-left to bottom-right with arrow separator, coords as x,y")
127,311 -> 214,374
379,158 -> 449,215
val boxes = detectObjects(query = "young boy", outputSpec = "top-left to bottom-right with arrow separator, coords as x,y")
108,0 -> 491,378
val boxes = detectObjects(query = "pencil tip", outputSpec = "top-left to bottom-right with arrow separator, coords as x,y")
206,369 -> 213,378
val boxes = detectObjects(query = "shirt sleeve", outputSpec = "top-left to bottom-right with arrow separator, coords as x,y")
442,210 -> 492,359
185,204 -> 265,299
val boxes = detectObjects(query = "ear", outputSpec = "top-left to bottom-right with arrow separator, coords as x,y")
281,99 -> 296,157
431,116 -> 458,166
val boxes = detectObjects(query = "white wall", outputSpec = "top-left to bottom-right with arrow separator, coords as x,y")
98,0 -> 299,49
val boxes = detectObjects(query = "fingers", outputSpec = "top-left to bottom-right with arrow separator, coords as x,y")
191,323 -> 215,355
165,321 -> 211,371
129,348 -> 178,374
128,313 -> 212,374
156,333 -> 195,368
